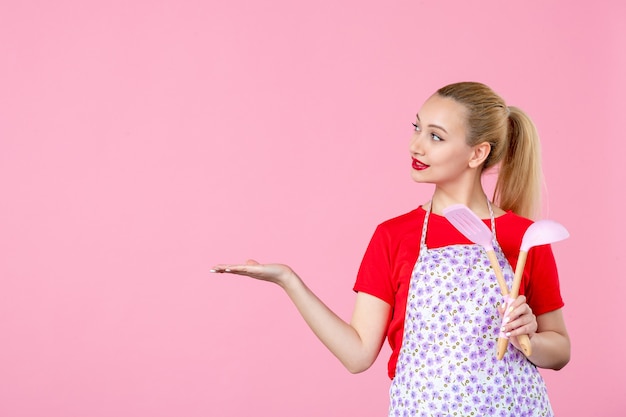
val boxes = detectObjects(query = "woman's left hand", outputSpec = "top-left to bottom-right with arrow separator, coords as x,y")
499,295 -> 537,349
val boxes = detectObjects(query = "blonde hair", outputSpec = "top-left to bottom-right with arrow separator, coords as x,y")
437,82 -> 542,219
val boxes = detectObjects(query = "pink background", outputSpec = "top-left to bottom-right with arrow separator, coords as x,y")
1,1 -> 624,416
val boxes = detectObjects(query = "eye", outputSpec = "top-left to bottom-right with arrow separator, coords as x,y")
431,133 -> 443,142
412,122 -> 421,132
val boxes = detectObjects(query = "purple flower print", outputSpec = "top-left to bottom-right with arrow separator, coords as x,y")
389,239 -> 553,416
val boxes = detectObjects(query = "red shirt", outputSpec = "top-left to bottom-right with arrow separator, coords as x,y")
353,207 -> 564,379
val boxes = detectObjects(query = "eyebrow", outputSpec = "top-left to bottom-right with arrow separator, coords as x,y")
416,113 -> 448,134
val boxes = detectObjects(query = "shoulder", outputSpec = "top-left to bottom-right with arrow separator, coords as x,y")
495,211 -> 534,253
377,207 -> 426,234
365,207 -> 426,252
496,211 -> 533,233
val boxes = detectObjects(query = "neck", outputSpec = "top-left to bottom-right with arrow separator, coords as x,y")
428,177 -> 491,218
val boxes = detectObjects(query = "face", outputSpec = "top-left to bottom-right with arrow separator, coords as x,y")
409,94 -> 476,186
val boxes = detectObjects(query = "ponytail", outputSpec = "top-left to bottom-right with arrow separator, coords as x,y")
437,82 -> 543,219
492,107 -> 542,219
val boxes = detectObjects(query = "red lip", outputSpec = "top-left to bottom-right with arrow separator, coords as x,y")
412,158 -> 429,171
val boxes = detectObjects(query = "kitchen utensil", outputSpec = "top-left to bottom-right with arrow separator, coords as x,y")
508,220 -> 570,356
442,204 -> 514,359
443,204 -> 509,295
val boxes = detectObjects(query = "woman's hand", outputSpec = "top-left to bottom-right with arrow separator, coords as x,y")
499,295 -> 537,349
499,298 -> 571,369
211,259 -> 296,288
211,259 -> 391,373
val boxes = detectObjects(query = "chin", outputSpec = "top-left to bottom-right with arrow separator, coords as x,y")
410,171 -> 431,184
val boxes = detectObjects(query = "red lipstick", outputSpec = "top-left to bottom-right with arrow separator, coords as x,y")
412,158 -> 429,171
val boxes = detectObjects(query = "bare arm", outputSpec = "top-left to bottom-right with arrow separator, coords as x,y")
501,296 -> 570,370
211,260 -> 391,373
526,309 -> 570,369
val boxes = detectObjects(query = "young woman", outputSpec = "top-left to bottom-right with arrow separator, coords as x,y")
211,82 -> 570,416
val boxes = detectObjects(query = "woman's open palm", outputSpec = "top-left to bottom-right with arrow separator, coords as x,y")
211,259 -> 294,286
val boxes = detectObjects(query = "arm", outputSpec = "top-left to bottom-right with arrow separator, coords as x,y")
211,260 -> 391,373
527,309 -> 570,369
501,297 -> 570,370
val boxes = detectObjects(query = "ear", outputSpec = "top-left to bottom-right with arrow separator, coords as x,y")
469,142 -> 491,168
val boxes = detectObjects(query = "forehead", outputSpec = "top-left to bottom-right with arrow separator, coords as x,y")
418,94 -> 468,133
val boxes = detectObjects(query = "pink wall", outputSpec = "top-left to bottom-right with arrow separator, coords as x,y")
1,1 -> 624,416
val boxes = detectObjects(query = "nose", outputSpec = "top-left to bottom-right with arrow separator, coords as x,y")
409,132 -> 424,156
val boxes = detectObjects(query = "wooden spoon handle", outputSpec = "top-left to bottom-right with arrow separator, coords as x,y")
518,335 -> 532,356
511,251 -> 532,357
496,336 -> 508,360
486,250 -> 509,297
498,335 -> 531,358
510,251 -> 528,298
485,249 -> 513,360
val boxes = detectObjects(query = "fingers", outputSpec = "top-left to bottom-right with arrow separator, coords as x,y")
501,295 -> 537,338
210,263 -> 256,274
209,261 -> 293,287
210,259 -> 260,273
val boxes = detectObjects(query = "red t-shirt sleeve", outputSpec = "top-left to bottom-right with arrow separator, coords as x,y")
353,224 -> 395,306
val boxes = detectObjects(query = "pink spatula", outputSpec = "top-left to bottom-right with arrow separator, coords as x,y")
442,203 -> 527,360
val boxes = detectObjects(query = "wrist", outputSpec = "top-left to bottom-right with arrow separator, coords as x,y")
278,269 -> 301,291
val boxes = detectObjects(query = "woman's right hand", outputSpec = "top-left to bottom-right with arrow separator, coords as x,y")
211,259 -> 391,373
210,259 -> 296,288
